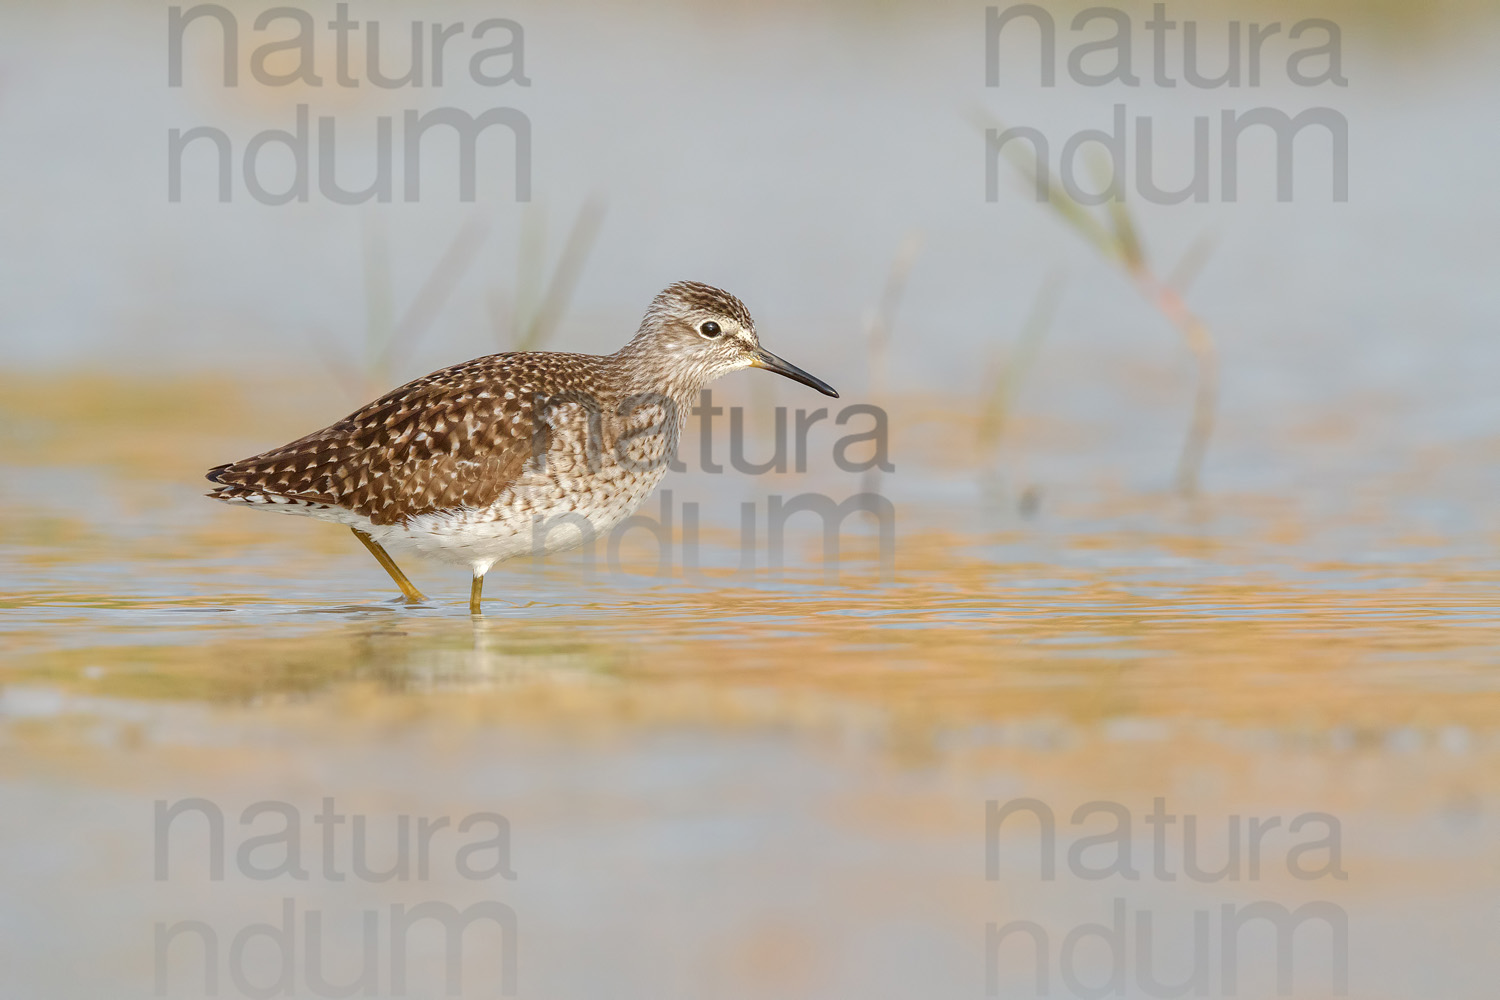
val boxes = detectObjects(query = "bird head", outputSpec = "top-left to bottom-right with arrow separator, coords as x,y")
629,281 -> 839,398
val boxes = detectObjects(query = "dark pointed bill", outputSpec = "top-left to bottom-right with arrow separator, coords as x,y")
751,347 -> 839,398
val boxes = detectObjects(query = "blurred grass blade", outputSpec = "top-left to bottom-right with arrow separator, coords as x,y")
1087,148 -> 1145,271
515,203 -> 548,341
1168,226 -> 1219,295
979,271 -> 1064,447
515,197 -> 607,351
866,232 -> 924,399
362,212 -> 394,366
378,216 -> 492,372
975,109 -> 1219,496
974,109 -> 1115,258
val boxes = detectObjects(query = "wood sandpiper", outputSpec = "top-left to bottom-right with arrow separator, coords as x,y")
206,282 -> 839,613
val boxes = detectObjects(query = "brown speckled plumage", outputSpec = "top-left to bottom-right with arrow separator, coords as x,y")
207,351 -> 611,525
206,281 -> 838,606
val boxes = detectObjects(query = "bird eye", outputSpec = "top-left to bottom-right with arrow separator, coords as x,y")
699,321 -> 722,338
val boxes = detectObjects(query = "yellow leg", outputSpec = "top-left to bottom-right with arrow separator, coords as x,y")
350,527 -> 427,604
470,574 -> 484,616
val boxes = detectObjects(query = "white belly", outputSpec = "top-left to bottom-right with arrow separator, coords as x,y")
354,462 -> 669,575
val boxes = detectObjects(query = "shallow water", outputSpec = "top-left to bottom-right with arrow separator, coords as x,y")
3,372 -> 1499,998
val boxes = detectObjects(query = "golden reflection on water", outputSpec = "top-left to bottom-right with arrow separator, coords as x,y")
3,374 -> 1499,997
4,373 -> 1499,756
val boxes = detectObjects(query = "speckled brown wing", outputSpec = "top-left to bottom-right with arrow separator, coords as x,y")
206,354 -> 576,525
